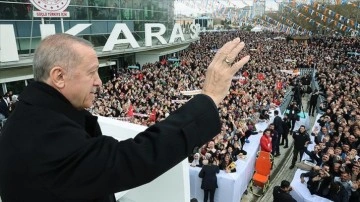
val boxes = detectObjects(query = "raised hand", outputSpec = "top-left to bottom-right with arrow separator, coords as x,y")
202,38 -> 250,107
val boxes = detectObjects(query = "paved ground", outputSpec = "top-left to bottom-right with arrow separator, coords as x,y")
241,94 -> 317,202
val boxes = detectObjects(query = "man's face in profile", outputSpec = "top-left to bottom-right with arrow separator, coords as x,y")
62,44 -> 102,109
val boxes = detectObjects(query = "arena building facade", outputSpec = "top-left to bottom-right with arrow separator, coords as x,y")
0,0 -> 199,95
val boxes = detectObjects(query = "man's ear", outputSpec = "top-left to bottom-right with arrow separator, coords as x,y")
49,66 -> 66,89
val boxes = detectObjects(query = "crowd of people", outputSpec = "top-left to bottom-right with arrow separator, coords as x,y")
257,35 -> 360,202
89,31 -> 298,178
0,28 -> 358,201
89,31 -> 359,201
289,37 -> 360,201
0,29 -> 358,201
90,31 -> 301,124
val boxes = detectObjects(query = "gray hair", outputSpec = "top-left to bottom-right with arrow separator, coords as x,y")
33,34 -> 93,81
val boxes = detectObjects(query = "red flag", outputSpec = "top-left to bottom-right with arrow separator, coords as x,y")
149,109 -> 157,122
242,71 -> 249,77
138,73 -> 144,80
257,73 -> 265,81
273,98 -> 281,106
161,58 -> 167,65
239,77 -> 246,85
127,104 -> 134,117
276,81 -> 282,90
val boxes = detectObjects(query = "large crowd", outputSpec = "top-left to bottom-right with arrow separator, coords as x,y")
89,31 -> 301,125
293,36 -> 360,201
87,31 -> 360,201
1,30 -> 358,201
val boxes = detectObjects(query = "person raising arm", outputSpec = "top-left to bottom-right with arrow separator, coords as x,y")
0,34 -> 250,202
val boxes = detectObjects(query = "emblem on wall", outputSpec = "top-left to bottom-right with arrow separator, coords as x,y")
30,0 -> 71,17
30,0 -> 70,12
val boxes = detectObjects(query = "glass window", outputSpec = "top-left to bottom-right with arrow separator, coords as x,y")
71,0 -> 88,6
132,0 -> 142,9
15,3 -> 31,20
107,8 -> 119,20
154,11 -> 167,22
0,85 -> 4,97
5,80 -> 26,95
68,5 -> 89,20
121,8 -> 132,20
0,0 -> 176,55
0,2 -> 31,20
120,0 -> 132,8
133,9 -> 143,21
17,37 -> 41,54
98,66 -> 111,82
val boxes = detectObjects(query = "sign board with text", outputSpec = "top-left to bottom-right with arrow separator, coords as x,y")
30,0 -> 70,18
0,23 -> 200,62
33,11 -> 70,17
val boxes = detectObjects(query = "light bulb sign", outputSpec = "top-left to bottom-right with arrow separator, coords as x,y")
30,0 -> 71,17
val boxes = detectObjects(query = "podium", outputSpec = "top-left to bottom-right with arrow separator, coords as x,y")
97,116 -> 190,202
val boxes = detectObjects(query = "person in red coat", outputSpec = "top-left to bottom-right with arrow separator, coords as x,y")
260,129 -> 272,153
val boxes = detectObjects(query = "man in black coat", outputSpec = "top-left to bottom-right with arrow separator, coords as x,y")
268,124 -> 280,157
287,102 -> 300,133
306,169 -> 332,197
289,125 -> 310,169
273,110 -> 284,156
0,34 -> 250,201
198,158 -> 220,202
328,181 -> 350,202
308,89 -> 319,117
273,180 -> 296,202
281,114 -> 291,148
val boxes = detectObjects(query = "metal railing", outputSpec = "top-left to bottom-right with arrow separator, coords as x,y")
279,68 -> 317,115
279,87 -> 293,115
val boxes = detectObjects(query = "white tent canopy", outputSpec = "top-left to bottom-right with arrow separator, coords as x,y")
251,26 -> 262,32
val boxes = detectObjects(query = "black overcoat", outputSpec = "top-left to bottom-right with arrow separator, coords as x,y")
198,164 -> 219,190
0,82 -> 220,202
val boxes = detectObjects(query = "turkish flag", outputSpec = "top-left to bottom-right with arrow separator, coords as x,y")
257,73 -> 265,81
276,81 -> 282,90
161,58 -> 167,65
127,104 -> 134,117
242,71 -> 249,78
273,99 -> 281,106
239,77 -> 246,84
149,109 -> 157,122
